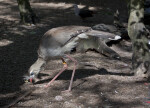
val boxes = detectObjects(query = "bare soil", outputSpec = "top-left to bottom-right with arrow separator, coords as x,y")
0,0 -> 150,108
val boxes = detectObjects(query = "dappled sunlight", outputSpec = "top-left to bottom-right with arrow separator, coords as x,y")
0,15 -> 19,21
0,39 -> 13,46
32,2 -> 73,9
1,0 -> 147,108
0,0 -> 19,21
32,2 -> 98,10
0,0 -> 104,22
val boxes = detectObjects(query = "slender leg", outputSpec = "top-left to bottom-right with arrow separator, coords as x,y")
45,55 -> 77,92
44,59 -> 68,88
64,54 -> 77,92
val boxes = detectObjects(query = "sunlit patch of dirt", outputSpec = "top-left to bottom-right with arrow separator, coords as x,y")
1,0 -> 150,108
0,39 -> 13,46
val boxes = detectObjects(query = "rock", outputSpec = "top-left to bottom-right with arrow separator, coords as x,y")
55,95 -> 63,101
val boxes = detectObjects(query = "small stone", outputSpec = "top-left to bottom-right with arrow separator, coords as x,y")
114,90 -> 118,94
55,95 -> 63,101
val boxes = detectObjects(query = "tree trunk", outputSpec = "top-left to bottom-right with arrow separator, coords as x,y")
17,0 -> 38,24
128,0 -> 150,77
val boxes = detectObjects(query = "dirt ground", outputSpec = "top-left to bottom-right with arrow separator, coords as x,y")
0,0 -> 150,108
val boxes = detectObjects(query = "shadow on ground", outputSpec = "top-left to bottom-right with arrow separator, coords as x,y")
2,0 -> 148,108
